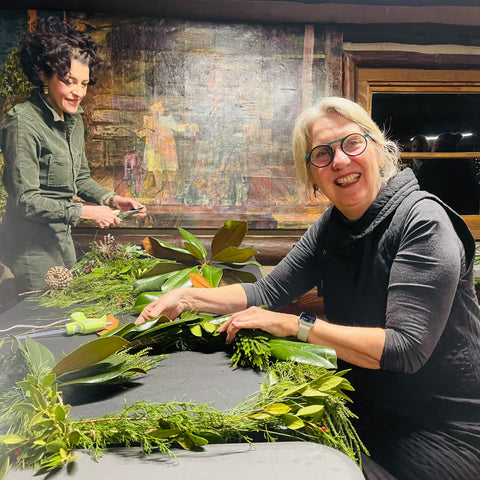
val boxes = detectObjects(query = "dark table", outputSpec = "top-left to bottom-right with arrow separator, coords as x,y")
0,300 -> 365,479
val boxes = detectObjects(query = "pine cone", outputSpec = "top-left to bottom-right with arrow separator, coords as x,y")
45,266 -> 73,290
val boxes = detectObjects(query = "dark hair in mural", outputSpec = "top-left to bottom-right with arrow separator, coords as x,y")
20,16 -> 101,87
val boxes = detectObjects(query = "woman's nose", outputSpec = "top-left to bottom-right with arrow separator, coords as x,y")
331,147 -> 351,169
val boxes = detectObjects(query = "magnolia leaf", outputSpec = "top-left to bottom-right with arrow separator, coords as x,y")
221,268 -> 258,285
133,292 -> 164,313
179,228 -> 208,262
138,261 -> 184,279
264,403 -> 291,415
142,236 -> 196,263
160,267 -> 198,292
201,264 -> 223,287
52,336 -> 129,375
211,221 -> 247,257
296,404 -> 325,417
134,272 -> 177,294
58,367 -> 147,386
201,321 -> 216,334
189,273 -> 212,288
211,246 -> 257,263
268,339 -> 337,369
282,413 -> 305,430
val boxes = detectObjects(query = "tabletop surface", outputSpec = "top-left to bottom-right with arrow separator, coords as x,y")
0,300 -> 365,479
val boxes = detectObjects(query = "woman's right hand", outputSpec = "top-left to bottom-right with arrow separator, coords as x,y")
135,288 -> 190,325
81,205 -> 121,228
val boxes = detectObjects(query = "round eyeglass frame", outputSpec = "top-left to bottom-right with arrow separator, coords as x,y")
305,133 -> 372,168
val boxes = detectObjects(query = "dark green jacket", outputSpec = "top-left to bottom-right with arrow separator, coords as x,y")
1,88 -> 113,225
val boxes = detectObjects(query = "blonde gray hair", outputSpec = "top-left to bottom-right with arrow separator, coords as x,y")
292,97 -> 399,190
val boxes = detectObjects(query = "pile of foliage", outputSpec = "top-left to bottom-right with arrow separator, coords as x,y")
35,221 -> 261,317
0,334 -> 366,478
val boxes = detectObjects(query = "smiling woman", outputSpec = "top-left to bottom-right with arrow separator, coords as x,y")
0,16 -> 145,296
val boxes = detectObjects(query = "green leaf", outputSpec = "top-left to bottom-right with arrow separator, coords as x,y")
133,292 -> 165,313
190,324 -> 203,337
201,264 -> 223,287
186,432 -> 209,447
264,403 -> 291,415
133,272 -> 176,294
22,336 -> 56,377
221,269 -> 259,284
317,376 -> 347,392
137,261 -> 184,279
149,427 -> 181,439
179,228 -> 208,262
143,236 -> 197,263
267,339 -> 337,369
282,413 -> 305,430
302,388 -> 328,397
160,267 -> 198,292
0,455 -> 10,480
0,434 -> 25,445
211,246 -> 257,263
211,221 -> 247,257
54,405 -> 67,421
296,404 -> 325,417
52,336 -> 130,375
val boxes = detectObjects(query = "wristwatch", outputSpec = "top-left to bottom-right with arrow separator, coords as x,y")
297,312 -> 316,342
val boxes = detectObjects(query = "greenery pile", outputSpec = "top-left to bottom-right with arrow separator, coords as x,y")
0,334 -> 366,478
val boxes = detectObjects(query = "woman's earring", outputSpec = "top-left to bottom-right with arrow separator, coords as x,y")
313,184 -> 318,197
379,164 -> 385,178
43,84 -> 49,95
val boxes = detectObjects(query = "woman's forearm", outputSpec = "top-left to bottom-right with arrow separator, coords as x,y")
308,319 -> 386,369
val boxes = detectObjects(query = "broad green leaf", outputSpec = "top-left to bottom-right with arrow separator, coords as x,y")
58,367 -> 146,386
29,385 -> 47,409
264,403 -> 291,415
296,404 -> 325,417
22,336 -> 56,377
211,221 -> 247,256
190,324 -> 203,337
42,373 -> 56,387
54,405 -> 67,421
200,321 -> 216,334
160,267 -> 198,292
211,246 -> 257,263
179,228 -> 208,262
201,264 -> 223,287
302,388 -> 328,397
317,376 -> 347,392
186,432 -> 209,447
149,427 -> 181,439
268,339 -> 337,369
0,434 -> 25,445
133,292 -> 165,313
52,336 -> 129,375
133,272 -> 176,293
282,413 -> 304,430
176,434 -> 193,450
137,260 -> 184,279
221,269 -> 259,284
143,236 -> 197,263
248,412 -> 271,420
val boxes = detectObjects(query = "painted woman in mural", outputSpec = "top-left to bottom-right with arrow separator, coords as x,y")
0,16 -> 145,295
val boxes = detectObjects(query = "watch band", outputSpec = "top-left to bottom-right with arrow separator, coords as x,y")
297,312 -> 316,342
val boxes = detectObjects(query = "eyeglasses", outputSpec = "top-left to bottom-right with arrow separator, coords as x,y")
305,133 -> 372,168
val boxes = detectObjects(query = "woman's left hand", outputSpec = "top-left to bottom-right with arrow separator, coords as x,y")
111,196 -> 147,217
217,306 -> 298,343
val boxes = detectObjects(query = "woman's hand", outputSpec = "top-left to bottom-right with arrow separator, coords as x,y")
217,307 -> 298,344
81,205 -> 121,228
135,288 -> 190,325
108,195 -> 147,217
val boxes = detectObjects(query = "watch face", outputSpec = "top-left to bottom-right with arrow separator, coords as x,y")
299,312 -> 316,324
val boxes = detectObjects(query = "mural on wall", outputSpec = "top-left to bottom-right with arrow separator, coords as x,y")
0,11 -> 342,229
